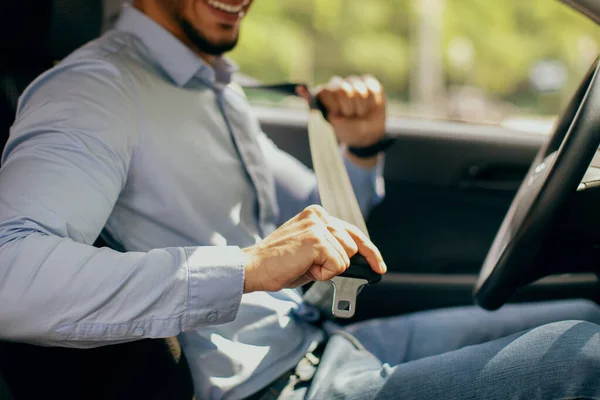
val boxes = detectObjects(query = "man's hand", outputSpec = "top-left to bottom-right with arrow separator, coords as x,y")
242,205 -> 387,293
297,75 -> 387,168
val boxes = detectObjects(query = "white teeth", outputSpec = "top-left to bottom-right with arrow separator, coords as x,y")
206,0 -> 248,14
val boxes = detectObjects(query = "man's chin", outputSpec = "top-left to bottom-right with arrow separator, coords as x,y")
216,23 -> 237,31
205,38 -> 239,55
179,18 -> 239,56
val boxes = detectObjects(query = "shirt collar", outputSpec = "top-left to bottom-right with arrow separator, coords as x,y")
115,4 -> 238,87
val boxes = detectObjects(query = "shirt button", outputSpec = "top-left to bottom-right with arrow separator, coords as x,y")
133,327 -> 145,337
206,311 -> 219,323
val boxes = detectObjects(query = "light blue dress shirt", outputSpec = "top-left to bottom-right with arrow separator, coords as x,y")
0,5 -> 384,399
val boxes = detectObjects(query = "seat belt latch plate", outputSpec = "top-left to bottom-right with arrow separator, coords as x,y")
330,276 -> 368,318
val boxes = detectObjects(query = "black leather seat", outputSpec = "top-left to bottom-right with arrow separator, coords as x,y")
0,0 -> 98,151
0,1 -> 195,399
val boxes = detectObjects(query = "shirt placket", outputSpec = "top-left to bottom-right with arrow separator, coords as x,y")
214,89 -> 270,238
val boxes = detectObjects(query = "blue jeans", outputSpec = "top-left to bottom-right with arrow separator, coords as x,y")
303,299 -> 600,400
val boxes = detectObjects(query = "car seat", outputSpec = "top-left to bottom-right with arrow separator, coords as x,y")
0,1 -> 195,398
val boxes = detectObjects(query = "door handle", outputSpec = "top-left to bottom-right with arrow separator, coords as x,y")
459,164 -> 528,191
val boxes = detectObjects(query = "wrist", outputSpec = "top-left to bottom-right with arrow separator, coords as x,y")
241,247 -> 261,293
346,136 -> 395,160
344,148 -> 379,169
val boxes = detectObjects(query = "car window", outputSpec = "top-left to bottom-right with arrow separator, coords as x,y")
230,0 -> 600,134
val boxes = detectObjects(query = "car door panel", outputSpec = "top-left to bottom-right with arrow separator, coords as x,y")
258,107 -> 544,273
258,107 -> 598,319
352,272 -> 599,321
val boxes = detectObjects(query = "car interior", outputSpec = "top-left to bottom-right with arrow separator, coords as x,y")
1,0 -> 600,399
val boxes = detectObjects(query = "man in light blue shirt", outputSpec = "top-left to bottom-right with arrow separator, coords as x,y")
1,1 -> 600,399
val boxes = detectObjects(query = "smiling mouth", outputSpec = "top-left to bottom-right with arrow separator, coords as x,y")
204,0 -> 250,14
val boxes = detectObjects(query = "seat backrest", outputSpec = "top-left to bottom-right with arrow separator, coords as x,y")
0,0 -> 104,154
0,68 -> 46,153
0,1 -> 194,399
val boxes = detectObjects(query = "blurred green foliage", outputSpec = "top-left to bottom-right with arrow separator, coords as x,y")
230,0 -> 600,120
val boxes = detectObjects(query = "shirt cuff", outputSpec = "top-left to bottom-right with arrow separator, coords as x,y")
342,149 -> 386,214
184,246 -> 245,330
342,149 -> 380,177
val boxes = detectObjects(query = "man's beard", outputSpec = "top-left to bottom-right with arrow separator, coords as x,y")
179,17 -> 239,56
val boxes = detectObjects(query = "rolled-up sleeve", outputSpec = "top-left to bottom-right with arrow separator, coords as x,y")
0,60 -> 244,348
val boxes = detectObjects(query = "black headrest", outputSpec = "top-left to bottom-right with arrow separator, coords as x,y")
0,0 -> 103,67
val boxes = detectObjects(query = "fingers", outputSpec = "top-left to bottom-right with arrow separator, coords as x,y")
364,74 -> 384,108
288,273 -> 316,288
324,228 -> 351,267
295,85 -> 312,103
300,206 -> 358,261
316,77 -> 348,117
319,76 -> 355,118
298,204 -> 329,224
312,231 -> 350,281
296,206 -> 346,281
297,205 -> 386,281
347,76 -> 369,118
326,216 -> 359,258
316,75 -> 382,119
330,217 -> 387,275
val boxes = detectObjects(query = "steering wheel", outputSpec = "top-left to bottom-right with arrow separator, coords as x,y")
474,57 -> 600,310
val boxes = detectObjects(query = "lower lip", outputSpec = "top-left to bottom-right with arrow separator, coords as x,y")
203,1 -> 244,24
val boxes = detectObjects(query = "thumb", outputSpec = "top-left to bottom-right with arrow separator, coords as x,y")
295,85 -> 312,104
